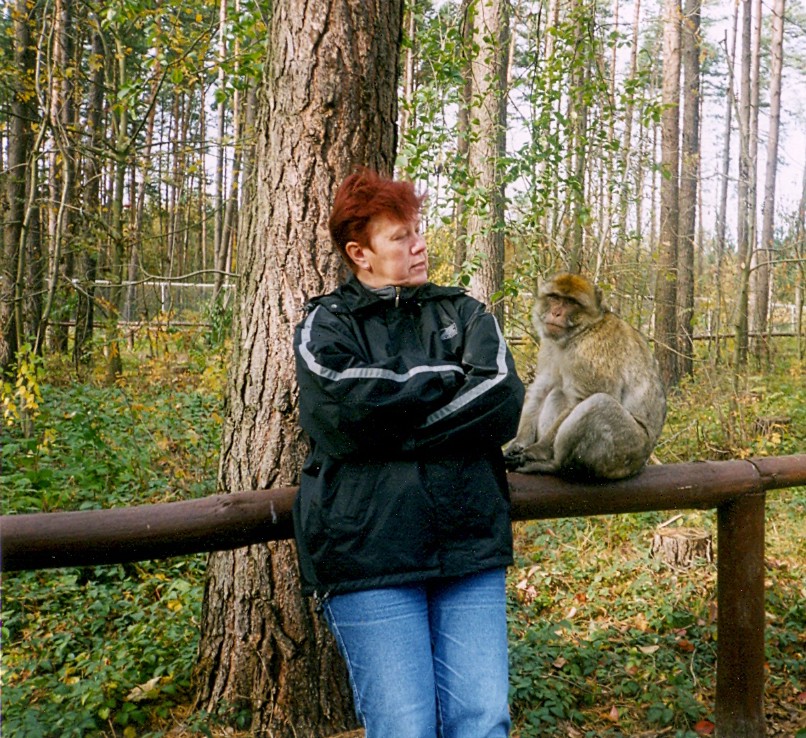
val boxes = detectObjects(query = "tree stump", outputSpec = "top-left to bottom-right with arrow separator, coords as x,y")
651,527 -> 713,569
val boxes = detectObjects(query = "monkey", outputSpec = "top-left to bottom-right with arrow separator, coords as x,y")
504,272 -> 666,480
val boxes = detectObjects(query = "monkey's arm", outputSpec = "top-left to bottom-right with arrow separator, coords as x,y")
503,344 -> 566,468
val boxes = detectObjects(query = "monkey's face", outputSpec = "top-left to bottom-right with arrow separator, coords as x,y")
539,295 -> 579,338
534,274 -> 604,344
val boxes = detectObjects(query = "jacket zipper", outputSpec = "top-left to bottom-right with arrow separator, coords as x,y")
395,285 -> 402,308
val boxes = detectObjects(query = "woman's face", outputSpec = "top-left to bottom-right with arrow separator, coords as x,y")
346,213 -> 428,288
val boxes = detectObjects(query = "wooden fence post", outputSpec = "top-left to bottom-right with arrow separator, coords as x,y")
716,492 -> 766,738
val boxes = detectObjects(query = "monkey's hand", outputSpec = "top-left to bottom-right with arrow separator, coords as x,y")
502,442 -> 526,470
515,442 -> 558,474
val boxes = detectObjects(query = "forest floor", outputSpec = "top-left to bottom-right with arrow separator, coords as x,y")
2,333 -> 804,738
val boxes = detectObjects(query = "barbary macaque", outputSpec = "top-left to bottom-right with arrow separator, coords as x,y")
504,273 -> 666,480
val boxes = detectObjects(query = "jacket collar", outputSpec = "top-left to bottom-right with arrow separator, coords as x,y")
312,275 -> 464,313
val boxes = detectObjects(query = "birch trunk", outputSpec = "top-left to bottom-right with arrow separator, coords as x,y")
751,0 -> 786,365
734,0 -> 754,368
654,0 -> 681,387
714,4 -> 738,363
677,0 -> 700,378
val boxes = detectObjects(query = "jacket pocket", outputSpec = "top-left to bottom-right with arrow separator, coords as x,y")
305,459 -> 437,584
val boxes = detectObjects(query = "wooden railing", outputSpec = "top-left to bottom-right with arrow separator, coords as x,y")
3,454 -> 806,738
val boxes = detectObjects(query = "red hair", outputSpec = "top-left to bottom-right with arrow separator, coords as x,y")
329,168 -> 426,270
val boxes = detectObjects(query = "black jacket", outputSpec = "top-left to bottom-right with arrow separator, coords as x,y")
292,276 -> 525,596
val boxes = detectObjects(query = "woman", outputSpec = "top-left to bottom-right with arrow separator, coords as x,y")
293,168 -> 524,738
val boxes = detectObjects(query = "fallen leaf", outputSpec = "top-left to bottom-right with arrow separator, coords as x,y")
677,639 -> 696,652
639,645 -> 660,654
694,719 -> 715,735
126,676 -> 162,702
606,705 -> 619,723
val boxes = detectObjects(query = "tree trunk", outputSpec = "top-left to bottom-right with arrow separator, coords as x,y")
651,527 -> 713,569
616,0 -> 641,257
454,0 -> 474,276
795,146 -> 806,361
1,0 -> 38,369
194,2 -> 404,736
212,0 -> 228,295
751,0 -> 785,365
465,0 -> 510,324
40,0 -> 75,355
734,0 -> 754,369
73,25 -> 105,370
677,0 -> 700,378
714,4 -> 738,364
654,0 -> 681,388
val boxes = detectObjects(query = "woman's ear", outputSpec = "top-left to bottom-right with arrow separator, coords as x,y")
345,241 -> 370,271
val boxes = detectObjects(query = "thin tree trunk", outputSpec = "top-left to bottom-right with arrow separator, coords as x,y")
104,32 -> 130,383
212,0 -> 228,293
217,0 -> 242,301
126,58 -> 162,332
714,4 -> 739,364
465,0 -> 510,324
752,0 -> 786,365
195,3 -> 405,735
796,145 -> 806,361
199,78 -> 209,275
677,0 -> 700,378
2,0 -> 38,369
73,25 -> 104,370
654,0 -> 681,387
38,0 -> 76,355
399,4 -> 416,154
734,0 -> 754,368
454,0 -> 474,276
593,0 -> 621,280
616,0 -> 641,262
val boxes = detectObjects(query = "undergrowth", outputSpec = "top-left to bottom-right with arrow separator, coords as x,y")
2,333 -> 225,737
1,337 -> 804,737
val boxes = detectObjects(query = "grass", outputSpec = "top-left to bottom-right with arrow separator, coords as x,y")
1,334 -> 804,737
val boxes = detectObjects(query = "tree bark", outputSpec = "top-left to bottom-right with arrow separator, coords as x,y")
40,0 -> 75,355
212,0 -> 228,290
194,2 -> 404,736
73,25 -> 105,370
566,0 -> 589,274
714,5 -> 738,364
616,0 -> 641,260
795,145 -> 806,361
751,0 -> 785,365
734,0 -> 754,368
465,0 -> 510,324
654,0 -> 681,387
454,0 -> 474,276
677,0 -> 700,378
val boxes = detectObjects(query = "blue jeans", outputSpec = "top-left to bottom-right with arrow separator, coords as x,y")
322,568 -> 510,738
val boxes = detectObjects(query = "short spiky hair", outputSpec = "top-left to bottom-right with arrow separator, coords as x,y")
328,167 -> 426,271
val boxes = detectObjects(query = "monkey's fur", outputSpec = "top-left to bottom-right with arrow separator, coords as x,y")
504,273 -> 666,480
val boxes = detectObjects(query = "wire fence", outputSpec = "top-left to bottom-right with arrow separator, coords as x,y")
89,280 -> 235,324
